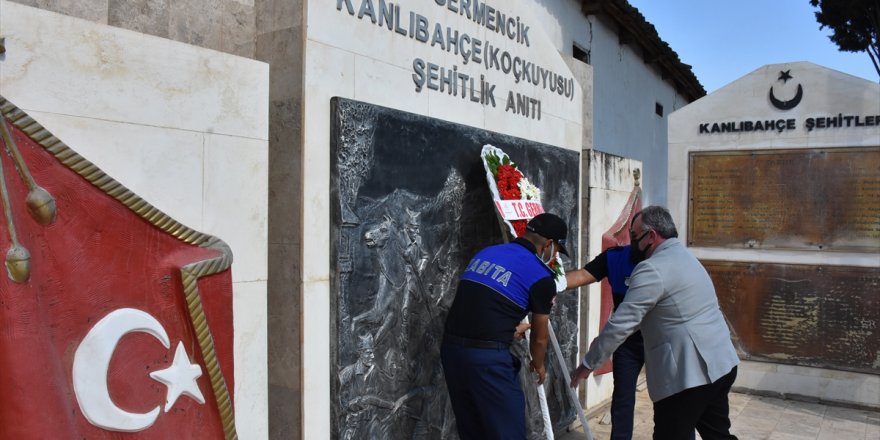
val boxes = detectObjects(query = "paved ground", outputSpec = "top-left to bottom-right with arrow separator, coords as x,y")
557,386 -> 879,440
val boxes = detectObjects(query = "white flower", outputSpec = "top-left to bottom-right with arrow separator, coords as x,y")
518,178 -> 541,200
554,263 -> 567,292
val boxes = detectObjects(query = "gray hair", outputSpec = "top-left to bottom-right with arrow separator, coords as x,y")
633,206 -> 678,239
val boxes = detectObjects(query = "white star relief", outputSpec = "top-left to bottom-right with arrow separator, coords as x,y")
149,342 -> 206,412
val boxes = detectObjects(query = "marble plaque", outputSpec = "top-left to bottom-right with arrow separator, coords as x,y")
688,148 -> 880,251
706,260 -> 880,374
330,98 -> 580,439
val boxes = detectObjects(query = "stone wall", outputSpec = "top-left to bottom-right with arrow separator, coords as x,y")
9,0 -> 257,58
582,151 -> 642,408
254,1 -> 306,438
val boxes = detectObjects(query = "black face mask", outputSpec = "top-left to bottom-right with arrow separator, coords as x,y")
629,230 -> 651,263
629,244 -> 648,263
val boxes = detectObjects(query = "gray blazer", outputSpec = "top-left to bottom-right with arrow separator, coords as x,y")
583,238 -> 739,402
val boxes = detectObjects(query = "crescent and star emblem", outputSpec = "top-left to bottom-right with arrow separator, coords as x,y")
769,69 -> 803,110
72,308 -> 205,432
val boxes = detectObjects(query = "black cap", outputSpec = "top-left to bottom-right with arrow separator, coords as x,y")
526,213 -> 569,256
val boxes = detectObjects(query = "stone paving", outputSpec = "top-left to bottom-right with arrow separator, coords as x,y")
557,386 -> 879,440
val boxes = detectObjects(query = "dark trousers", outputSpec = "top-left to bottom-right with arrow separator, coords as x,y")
652,366 -> 739,440
440,342 -> 525,440
613,332 -> 697,440
610,331 -> 644,440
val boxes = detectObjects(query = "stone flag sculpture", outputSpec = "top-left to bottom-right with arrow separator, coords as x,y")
594,172 -> 642,376
0,96 -> 237,439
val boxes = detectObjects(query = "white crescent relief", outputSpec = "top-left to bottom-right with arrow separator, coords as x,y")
72,308 -> 205,432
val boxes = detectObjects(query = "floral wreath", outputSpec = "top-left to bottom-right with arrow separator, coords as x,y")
480,145 -> 566,291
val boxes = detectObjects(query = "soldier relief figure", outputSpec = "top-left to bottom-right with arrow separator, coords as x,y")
338,333 -> 395,440
337,168 -> 468,439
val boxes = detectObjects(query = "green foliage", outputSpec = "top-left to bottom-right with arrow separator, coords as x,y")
810,0 -> 880,77
483,150 -> 515,178
484,151 -> 501,177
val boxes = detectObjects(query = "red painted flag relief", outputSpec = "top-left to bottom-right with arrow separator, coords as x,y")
0,97 -> 237,439
595,180 -> 642,375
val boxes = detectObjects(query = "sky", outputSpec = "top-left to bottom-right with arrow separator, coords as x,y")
627,0 -> 878,93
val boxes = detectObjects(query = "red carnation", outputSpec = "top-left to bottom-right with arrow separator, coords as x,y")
512,220 -> 527,237
496,164 -> 522,200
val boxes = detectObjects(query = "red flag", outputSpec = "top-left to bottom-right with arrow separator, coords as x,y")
0,97 -> 236,439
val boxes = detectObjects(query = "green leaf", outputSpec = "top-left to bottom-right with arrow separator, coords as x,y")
485,151 -> 501,177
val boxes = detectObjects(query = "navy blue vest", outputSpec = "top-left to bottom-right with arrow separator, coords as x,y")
460,241 -> 551,310
606,245 -> 635,298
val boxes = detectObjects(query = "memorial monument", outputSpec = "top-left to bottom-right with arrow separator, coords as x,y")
299,1 -> 585,436
669,62 -> 879,409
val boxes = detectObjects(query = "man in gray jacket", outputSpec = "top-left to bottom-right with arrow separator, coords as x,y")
570,206 -> 739,439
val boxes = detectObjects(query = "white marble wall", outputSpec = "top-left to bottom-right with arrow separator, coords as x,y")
302,0 -> 584,436
668,62 -> 880,409
0,2 -> 270,436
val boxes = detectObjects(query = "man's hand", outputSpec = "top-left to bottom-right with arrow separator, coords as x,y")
569,364 -> 592,388
529,359 -> 546,384
514,322 -> 530,340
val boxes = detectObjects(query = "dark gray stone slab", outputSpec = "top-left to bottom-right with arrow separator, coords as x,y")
330,98 -> 580,439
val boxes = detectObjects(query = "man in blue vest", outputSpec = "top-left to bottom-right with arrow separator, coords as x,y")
566,245 -> 642,440
571,207 -> 734,439
441,213 -> 568,440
